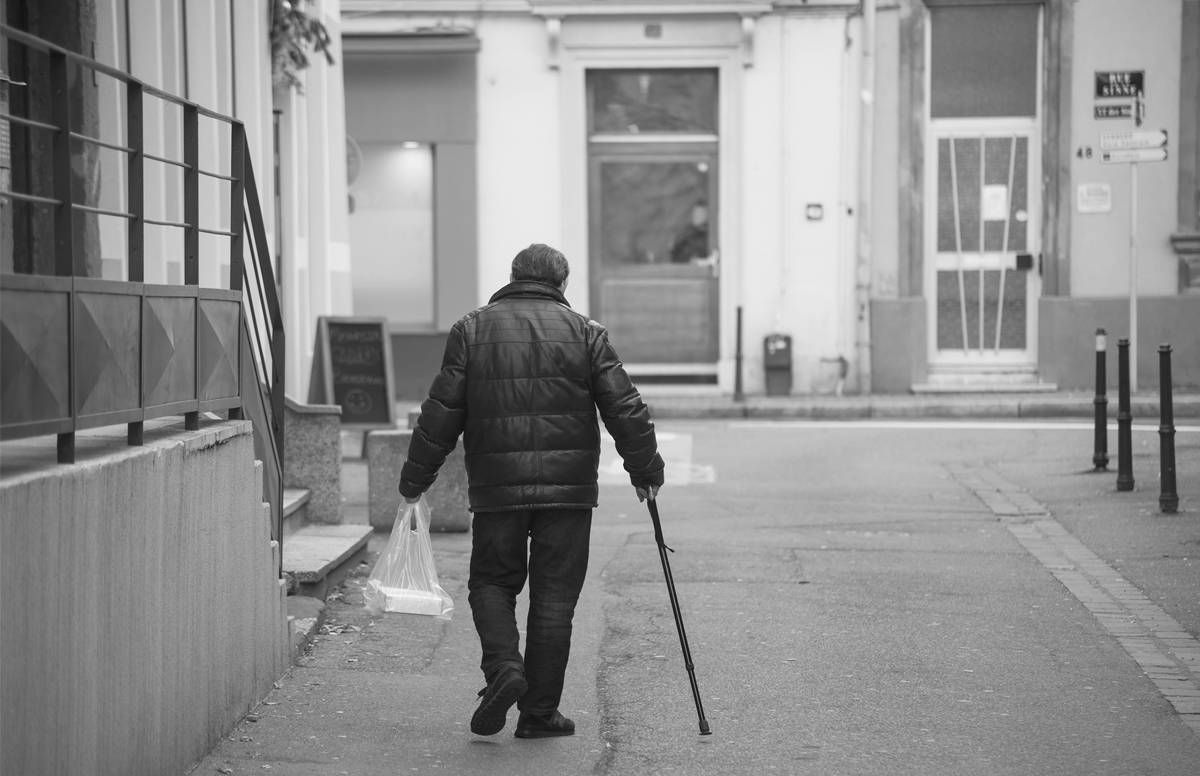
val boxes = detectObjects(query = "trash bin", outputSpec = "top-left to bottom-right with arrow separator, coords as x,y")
763,334 -> 792,396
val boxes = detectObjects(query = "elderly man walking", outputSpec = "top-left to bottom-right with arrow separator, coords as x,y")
399,243 -> 665,739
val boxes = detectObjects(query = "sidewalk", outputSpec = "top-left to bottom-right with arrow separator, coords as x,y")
190,398 -> 1199,775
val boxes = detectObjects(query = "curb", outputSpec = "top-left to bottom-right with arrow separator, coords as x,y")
644,394 -> 1200,421
286,595 -> 327,661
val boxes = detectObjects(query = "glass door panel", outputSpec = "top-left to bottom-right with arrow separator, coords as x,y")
589,154 -> 718,363
931,129 -> 1038,362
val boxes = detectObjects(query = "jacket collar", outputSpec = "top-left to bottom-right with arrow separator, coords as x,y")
489,280 -> 570,306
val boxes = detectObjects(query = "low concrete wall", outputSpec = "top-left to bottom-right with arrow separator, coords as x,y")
365,429 -> 471,532
284,397 -> 343,524
1039,296 -> 1200,390
870,297 -> 927,393
0,421 -> 289,776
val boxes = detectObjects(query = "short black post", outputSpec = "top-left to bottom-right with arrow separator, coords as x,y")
1092,328 -> 1109,470
1116,338 -> 1135,491
57,432 -> 75,464
733,306 -> 745,403
1158,344 -> 1179,513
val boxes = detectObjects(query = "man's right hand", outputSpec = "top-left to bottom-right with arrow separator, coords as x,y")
635,484 -> 659,503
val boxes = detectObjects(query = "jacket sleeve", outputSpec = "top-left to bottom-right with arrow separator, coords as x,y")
399,323 -> 468,498
588,324 -> 665,489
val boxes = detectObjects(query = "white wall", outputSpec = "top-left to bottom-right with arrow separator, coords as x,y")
475,16 -> 563,306
1070,0 -> 1182,297
280,0 -> 354,397
740,13 -> 857,393
370,7 -> 857,394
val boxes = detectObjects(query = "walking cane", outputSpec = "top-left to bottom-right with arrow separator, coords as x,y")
646,496 -> 712,736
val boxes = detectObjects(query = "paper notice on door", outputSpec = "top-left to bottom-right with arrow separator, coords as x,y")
982,185 -> 1009,221
1076,182 -> 1112,214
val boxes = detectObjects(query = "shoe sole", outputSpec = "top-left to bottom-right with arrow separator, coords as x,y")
470,674 -> 528,736
514,727 -> 575,739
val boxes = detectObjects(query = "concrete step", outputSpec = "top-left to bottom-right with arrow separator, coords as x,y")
282,488 -> 310,537
282,524 -> 372,599
911,380 -> 1059,394
914,368 -> 1058,394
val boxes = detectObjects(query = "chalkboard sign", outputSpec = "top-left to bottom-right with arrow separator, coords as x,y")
309,316 -> 397,428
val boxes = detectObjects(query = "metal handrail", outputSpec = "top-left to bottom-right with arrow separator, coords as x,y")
0,22 -> 287,543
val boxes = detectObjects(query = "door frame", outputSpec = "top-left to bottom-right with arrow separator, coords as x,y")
556,27 -> 744,388
923,119 -> 1043,368
922,2 -> 1045,371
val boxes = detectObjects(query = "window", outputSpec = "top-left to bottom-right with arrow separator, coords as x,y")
930,4 -> 1040,119
589,69 -> 718,135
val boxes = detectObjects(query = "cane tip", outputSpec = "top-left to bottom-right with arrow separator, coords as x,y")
699,725 -> 713,736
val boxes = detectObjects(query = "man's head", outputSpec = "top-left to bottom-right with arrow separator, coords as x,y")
511,243 -> 570,290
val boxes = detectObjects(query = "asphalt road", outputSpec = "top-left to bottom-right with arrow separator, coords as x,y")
195,419 -> 1200,775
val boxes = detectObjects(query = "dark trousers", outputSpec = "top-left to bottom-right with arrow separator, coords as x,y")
468,508 -> 592,717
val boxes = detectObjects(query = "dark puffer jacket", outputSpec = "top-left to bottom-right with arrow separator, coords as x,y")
399,280 -> 665,512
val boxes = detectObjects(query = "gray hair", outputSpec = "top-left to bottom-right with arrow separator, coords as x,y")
511,243 -> 569,287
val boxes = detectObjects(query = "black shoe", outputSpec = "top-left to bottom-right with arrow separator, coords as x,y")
470,668 -> 528,736
514,710 -> 576,739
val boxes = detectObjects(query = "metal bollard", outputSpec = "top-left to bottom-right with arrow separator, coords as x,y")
1159,344 -> 1179,514
1116,338 -> 1135,492
1093,328 -> 1109,470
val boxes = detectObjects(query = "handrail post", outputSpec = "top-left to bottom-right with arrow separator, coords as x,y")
228,123 -> 247,423
127,82 -> 145,446
230,123 -> 245,292
50,49 -> 76,462
127,83 -> 144,282
183,103 -> 200,431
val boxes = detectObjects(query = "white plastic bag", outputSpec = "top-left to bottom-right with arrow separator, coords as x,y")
364,497 -> 454,619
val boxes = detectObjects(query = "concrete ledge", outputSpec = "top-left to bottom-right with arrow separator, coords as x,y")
282,525 -> 373,598
365,429 -> 471,533
1,419 -> 287,775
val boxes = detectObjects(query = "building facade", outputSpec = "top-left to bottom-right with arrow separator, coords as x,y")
340,0 -> 1199,397
1,0 -> 354,396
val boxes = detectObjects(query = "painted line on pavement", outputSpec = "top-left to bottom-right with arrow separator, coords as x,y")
598,431 -> 716,485
948,463 -> 1200,736
732,420 -> 1200,433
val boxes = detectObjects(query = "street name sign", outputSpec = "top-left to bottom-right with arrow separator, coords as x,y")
1095,71 -> 1144,98
1099,129 -> 1168,151
1101,147 -> 1167,164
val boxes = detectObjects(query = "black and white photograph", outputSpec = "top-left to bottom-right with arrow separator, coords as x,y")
1,0 -> 1199,774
